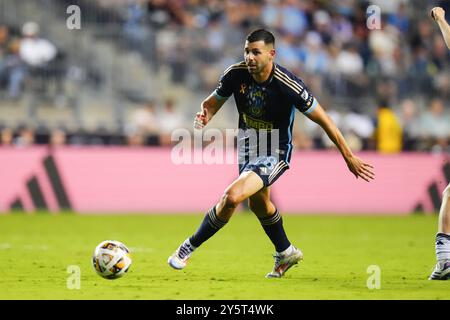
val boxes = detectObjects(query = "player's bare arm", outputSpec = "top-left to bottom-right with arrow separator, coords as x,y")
431,7 -> 450,49
194,93 -> 226,129
306,104 -> 375,182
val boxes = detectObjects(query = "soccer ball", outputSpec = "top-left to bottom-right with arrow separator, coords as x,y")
92,240 -> 132,279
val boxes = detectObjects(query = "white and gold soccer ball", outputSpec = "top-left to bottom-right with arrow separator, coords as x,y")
92,240 -> 132,279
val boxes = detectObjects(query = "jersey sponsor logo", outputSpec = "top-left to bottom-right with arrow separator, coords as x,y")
242,113 -> 274,130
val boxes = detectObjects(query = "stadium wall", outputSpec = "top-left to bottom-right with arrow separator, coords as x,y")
0,147 -> 448,214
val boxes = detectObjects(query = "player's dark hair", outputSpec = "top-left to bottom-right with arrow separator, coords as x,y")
246,29 -> 275,46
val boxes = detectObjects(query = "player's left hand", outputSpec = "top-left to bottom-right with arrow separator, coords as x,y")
431,7 -> 445,22
345,155 -> 375,182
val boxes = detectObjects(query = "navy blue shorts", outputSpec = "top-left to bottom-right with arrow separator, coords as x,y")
239,155 -> 289,187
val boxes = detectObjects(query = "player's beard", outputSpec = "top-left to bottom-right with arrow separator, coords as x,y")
247,62 -> 264,74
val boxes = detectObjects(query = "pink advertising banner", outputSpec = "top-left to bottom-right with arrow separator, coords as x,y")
0,147 -> 447,214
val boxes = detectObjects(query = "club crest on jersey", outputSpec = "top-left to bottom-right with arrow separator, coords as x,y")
247,84 -> 266,118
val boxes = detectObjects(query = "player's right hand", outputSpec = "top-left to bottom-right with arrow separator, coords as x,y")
431,7 -> 445,22
194,109 -> 208,129
345,155 -> 375,183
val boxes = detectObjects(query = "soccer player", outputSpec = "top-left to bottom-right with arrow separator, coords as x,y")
429,7 -> 450,280
168,29 -> 375,278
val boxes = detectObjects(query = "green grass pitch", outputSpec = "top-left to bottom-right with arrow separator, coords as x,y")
0,212 -> 448,300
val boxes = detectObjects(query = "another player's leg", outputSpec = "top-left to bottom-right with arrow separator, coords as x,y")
249,187 -> 303,278
168,171 -> 264,270
430,184 -> 450,280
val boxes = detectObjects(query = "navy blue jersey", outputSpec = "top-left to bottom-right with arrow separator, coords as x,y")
213,61 -> 318,164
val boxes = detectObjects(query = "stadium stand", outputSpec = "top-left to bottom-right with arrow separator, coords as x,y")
0,0 -> 448,152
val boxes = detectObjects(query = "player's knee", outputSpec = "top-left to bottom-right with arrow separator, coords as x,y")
221,191 -> 242,209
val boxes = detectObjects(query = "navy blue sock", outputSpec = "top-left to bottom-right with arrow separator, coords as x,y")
258,209 -> 291,252
189,207 -> 227,248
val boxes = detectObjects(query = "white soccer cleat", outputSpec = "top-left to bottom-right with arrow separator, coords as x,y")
266,246 -> 303,278
429,260 -> 450,280
168,241 -> 194,270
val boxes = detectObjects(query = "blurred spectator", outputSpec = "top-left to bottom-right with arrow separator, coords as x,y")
49,128 -> 67,146
312,10 -> 332,44
387,2 -> 410,33
279,0 -> 308,37
5,21 -> 60,100
431,34 -> 450,98
0,39 -> 24,99
342,108 -> 375,150
261,0 -> 280,30
158,97 -> 185,146
128,100 -> 160,134
14,127 -> 35,147
331,11 -> 354,45
123,0 -> 150,52
276,33 -> 301,72
126,100 -> 160,146
398,99 -> 421,151
368,23 -> 400,77
147,0 -> 186,28
300,32 -> 329,75
0,127 -> 13,146
0,25 -> 23,99
335,43 -> 364,76
410,19 -> 434,51
375,100 -> 402,154
334,42 -> 367,96
419,98 -> 450,152
19,22 -> 57,68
